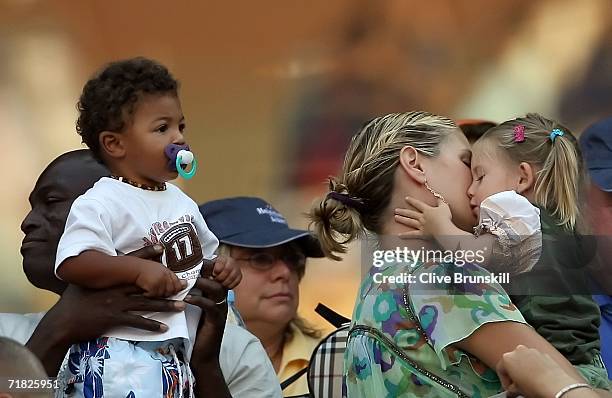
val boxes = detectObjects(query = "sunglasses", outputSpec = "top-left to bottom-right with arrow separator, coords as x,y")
233,251 -> 306,271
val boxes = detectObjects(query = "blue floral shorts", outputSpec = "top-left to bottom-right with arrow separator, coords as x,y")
57,337 -> 193,398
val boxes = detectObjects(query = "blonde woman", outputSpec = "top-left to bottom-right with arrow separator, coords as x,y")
310,112 -> 588,397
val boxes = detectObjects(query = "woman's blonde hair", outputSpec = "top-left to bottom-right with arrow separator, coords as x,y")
477,113 -> 583,230
308,111 -> 458,260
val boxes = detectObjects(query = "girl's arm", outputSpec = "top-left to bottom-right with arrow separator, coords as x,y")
456,320 -> 584,384
427,223 -> 496,266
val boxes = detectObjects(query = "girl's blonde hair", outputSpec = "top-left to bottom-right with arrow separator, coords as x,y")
308,111 -> 458,260
477,113 -> 583,230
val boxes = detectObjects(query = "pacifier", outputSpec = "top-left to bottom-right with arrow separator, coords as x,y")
164,143 -> 198,179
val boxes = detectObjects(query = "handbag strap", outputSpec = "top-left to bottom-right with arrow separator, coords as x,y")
280,366 -> 309,390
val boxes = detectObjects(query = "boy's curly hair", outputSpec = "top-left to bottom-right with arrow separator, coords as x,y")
76,57 -> 178,159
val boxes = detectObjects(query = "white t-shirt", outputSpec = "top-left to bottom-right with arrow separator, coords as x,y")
0,313 -> 282,398
55,177 -> 219,346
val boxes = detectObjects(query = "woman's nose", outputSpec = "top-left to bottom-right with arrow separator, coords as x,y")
269,259 -> 291,281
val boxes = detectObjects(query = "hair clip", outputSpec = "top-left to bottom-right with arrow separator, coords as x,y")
326,191 -> 366,212
513,124 -> 526,143
550,128 -> 564,142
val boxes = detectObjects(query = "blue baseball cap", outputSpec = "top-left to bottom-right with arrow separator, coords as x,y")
580,117 -> 612,192
199,197 -> 324,257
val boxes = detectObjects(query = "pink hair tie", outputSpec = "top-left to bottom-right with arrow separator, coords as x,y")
513,124 -> 526,143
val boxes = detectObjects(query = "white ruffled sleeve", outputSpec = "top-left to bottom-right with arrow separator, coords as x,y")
474,190 -> 542,275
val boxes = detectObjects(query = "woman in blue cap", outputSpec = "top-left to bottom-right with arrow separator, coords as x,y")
200,197 -> 325,397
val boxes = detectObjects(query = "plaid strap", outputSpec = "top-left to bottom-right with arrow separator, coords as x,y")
307,325 -> 350,398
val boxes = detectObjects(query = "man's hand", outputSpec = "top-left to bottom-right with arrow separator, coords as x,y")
26,244 -> 185,375
185,277 -> 232,397
61,244 -> 187,337
186,277 -> 228,364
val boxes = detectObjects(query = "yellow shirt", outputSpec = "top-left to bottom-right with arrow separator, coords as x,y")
278,323 -> 322,397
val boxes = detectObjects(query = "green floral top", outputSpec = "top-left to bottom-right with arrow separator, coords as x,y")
344,258 -> 526,398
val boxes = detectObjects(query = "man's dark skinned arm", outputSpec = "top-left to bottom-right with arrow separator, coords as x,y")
25,245 -> 184,375
186,275 -> 232,398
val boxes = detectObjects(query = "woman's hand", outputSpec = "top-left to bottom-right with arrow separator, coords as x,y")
395,197 -> 453,238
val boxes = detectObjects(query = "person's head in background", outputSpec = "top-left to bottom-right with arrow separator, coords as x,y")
580,116 -> 612,235
20,150 -> 109,295
470,113 -> 583,230
0,337 -> 51,398
199,198 -> 324,364
580,117 -> 612,282
76,57 -> 185,188
309,111 -> 475,259
457,119 -> 497,144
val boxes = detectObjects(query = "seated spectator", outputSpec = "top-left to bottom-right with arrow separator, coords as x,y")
200,197 -> 325,396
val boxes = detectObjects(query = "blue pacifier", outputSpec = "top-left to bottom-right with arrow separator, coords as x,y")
164,144 -> 198,179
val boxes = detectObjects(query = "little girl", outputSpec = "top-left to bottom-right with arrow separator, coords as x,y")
54,57 -> 241,397
396,113 -> 608,388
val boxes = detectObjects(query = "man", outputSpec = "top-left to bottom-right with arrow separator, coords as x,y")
200,197 -> 324,397
2,150 -> 281,397
580,117 -> 612,377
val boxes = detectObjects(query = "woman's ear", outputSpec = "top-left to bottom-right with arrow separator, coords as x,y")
516,162 -> 536,194
399,146 -> 426,184
99,131 -> 125,159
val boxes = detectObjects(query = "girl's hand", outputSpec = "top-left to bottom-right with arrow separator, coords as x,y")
134,262 -> 186,297
212,255 -> 242,289
395,197 -> 453,238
